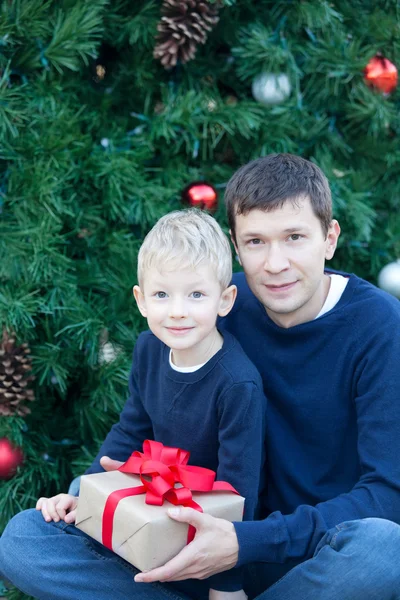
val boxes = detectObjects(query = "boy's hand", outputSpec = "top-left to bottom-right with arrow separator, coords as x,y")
100,456 -> 124,471
36,493 -> 78,524
209,590 -> 248,600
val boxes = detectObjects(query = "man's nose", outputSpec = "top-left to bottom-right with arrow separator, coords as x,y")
263,245 -> 290,273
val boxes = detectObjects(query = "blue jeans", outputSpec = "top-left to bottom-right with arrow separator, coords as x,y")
1,510 -> 400,600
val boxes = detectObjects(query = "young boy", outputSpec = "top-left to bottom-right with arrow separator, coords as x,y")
35,209 -> 266,600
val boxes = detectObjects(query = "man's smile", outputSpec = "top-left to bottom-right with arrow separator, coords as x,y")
263,281 -> 298,292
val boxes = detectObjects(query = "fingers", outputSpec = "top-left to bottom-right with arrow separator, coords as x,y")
36,494 -> 78,523
39,496 -> 62,522
64,508 -> 77,524
135,543 -> 198,583
167,506 -> 211,528
135,511 -> 239,584
134,509 -> 214,583
100,456 -> 124,472
56,495 -> 78,521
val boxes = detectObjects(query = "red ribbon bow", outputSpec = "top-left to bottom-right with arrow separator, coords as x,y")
102,440 -> 238,551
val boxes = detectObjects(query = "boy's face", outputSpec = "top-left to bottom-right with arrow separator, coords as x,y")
134,264 -> 236,365
232,196 -> 340,328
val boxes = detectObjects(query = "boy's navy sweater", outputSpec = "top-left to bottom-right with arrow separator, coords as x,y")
86,329 -> 265,591
218,271 -> 400,567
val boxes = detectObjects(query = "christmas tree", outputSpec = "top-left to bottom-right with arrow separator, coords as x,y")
0,1 -> 399,597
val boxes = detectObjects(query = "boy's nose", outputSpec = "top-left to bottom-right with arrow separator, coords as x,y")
168,299 -> 188,318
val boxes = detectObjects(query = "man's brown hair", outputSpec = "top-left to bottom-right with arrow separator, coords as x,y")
224,154 -> 332,242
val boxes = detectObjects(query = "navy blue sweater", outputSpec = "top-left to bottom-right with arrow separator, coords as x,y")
86,329 -> 265,589
218,271 -> 400,566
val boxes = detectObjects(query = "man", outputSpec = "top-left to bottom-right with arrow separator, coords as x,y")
135,154 -> 400,598
1,154 -> 400,600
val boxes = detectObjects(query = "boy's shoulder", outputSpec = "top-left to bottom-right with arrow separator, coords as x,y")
217,330 -> 263,389
134,329 -> 163,358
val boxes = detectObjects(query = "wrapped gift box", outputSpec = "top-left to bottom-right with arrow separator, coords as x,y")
75,469 -> 244,572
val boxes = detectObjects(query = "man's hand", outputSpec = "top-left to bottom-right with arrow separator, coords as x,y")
134,507 -> 239,583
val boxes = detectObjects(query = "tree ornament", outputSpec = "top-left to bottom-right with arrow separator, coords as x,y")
364,55 -> 398,94
0,437 -> 24,480
98,329 -> 123,365
378,260 -> 400,298
181,182 -> 218,212
252,73 -> 292,105
154,0 -> 220,69
0,330 -> 35,416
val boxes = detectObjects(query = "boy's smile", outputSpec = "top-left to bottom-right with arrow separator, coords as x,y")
165,326 -> 195,335
134,264 -> 236,367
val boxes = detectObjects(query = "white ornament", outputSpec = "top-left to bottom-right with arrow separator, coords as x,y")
378,260 -> 400,298
100,138 -> 109,148
252,72 -> 292,105
98,341 -> 122,364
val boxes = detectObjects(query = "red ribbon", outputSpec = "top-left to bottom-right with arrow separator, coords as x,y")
102,440 -> 238,551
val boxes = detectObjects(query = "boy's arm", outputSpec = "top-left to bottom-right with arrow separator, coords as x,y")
85,340 -> 154,475
208,379 -> 266,592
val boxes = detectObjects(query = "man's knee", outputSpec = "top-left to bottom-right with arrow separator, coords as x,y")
335,517 -> 400,551
330,518 -> 400,588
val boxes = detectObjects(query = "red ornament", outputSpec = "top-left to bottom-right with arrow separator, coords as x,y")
182,182 -> 218,213
364,55 -> 398,94
0,437 -> 24,480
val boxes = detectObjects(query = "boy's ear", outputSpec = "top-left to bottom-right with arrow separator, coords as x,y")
218,284 -> 237,317
133,285 -> 147,317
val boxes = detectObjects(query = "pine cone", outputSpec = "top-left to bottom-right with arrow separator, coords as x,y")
154,0 -> 220,69
0,330 -> 35,417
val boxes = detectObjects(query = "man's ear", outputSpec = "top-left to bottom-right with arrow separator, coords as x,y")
218,285 -> 237,317
325,220 -> 341,260
133,285 -> 147,317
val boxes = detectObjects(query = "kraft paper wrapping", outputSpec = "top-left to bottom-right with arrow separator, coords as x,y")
75,470 -> 244,572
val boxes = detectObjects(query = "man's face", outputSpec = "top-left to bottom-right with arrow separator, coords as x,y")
232,197 -> 340,328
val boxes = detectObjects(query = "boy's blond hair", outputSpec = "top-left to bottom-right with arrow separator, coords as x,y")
137,209 -> 232,289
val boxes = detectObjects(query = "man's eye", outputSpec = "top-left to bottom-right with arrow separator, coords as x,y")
248,238 -> 262,245
289,234 -> 302,241
155,291 -> 167,298
191,291 -> 204,299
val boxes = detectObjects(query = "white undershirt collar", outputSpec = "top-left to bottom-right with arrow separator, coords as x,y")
315,274 -> 349,319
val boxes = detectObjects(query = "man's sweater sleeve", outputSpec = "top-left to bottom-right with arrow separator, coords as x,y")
234,321 -> 400,566
208,380 -> 266,591
85,339 -> 154,475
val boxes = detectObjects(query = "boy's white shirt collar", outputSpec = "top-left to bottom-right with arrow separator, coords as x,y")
169,350 -> 206,373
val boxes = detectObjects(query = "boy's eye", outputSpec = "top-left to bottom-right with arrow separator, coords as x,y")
289,234 -> 302,241
155,291 -> 168,299
191,291 -> 204,299
248,238 -> 262,245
